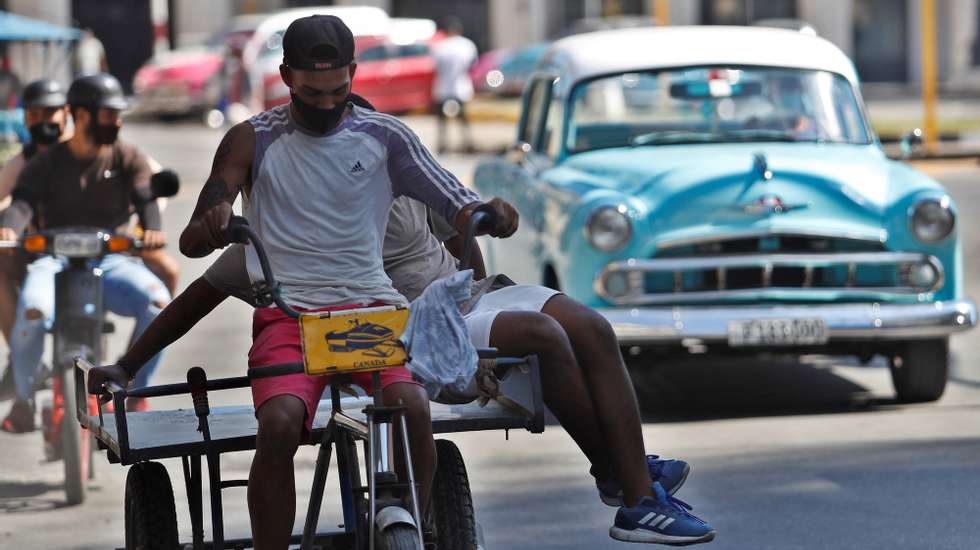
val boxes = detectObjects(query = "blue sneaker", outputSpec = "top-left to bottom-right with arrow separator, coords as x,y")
609,482 -> 715,546
596,455 -> 691,506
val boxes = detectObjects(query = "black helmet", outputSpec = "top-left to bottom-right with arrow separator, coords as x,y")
67,73 -> 128,110
21,79 -> 67,108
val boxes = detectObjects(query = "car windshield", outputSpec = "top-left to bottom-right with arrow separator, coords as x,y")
567,67 -> 871,153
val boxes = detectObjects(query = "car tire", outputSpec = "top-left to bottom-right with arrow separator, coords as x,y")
890,338 -> 949,403
125,461 -> 179,550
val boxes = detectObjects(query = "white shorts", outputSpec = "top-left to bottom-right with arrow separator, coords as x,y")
464,284 -> 562,348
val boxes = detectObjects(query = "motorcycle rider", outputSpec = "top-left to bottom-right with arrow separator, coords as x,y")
0,80 -> 70,397
0,79 -> 181,399
0,73 -> 171,432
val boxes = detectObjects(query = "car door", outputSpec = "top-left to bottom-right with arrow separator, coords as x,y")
483,74 -> 556,284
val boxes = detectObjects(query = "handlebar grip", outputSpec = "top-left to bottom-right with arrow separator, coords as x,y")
225,215 -> 250,244
470,203 -> 498,236
187,366 -> 210,419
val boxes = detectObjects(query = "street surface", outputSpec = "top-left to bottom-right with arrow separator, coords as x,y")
1,117 -> 979,549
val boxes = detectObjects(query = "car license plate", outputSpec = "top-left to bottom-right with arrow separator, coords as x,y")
727,318 -> 828,347
300,306 -> 409,376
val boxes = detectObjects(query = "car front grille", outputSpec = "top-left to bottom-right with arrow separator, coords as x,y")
595,235 -> 943,306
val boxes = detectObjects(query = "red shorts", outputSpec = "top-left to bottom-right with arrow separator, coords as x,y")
248,302 -> 418,432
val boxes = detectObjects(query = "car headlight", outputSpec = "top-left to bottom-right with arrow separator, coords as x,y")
53,233 -> 103,258
585,205 -> 632,251
910,197 -> 954,243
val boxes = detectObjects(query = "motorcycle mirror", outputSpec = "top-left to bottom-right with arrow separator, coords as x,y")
150,169 -> 181,199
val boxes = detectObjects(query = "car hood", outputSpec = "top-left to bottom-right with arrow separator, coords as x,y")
560,142 -> 944,246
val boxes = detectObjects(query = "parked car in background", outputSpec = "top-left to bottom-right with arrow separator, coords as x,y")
133,15 -> 262,121
474,26 -> 976,403
349,18 -> 438,113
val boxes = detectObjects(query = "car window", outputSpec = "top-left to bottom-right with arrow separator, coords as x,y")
519,76 -> 553,151
260,31 -> 284,58
397,44 -> 430,58
358,45 -> 391,62
567,67 -> 872,153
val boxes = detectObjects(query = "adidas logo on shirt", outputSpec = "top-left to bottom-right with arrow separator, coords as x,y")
350,160 -> 365,174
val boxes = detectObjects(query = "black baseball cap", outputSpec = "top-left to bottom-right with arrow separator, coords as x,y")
282,15 -> 355,70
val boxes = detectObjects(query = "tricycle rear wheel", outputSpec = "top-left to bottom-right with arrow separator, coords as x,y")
428,439 -> 479,550
125,461 -> 179,550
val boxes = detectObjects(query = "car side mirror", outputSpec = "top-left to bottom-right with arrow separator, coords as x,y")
900,128 -> 924,159
150,169 -> 181,198
507,142 -> 532,164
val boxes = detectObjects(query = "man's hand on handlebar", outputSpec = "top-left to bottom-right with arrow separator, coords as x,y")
480,198 -> 519,238
87,363 -> 132,403
0,227 -> 17,242
141,229 -> 167,250
201,202 -> 234,250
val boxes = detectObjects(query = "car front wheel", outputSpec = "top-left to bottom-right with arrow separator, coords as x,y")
890,338 -> 949,403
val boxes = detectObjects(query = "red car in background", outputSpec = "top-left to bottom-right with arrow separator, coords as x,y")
133,15 -> 262,120
243,7 -> 439,114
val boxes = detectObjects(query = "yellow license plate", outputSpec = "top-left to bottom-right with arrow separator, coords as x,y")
300,306 -> 409,376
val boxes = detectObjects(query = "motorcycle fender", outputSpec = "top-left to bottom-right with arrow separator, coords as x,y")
375,505 -> 417,531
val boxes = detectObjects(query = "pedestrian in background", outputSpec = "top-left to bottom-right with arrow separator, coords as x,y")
431,16 -> 477,154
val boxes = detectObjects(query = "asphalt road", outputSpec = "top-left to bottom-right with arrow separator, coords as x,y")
1,118 -> 979,550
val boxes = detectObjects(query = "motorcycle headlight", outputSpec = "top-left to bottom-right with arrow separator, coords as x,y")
53,233 -> 104,258
910,197 -> 954,243
585,205 -> 632,252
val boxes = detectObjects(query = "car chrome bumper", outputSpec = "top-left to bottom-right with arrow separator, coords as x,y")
598,299 -> 977,345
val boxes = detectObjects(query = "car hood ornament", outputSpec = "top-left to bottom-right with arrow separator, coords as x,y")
740,194 -> 809,216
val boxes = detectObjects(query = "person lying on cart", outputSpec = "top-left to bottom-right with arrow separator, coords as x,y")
168,14 -> 517,550
91,194 -> 716,546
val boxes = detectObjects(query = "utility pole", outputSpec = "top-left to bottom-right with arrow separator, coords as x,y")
921,0 -> 938,153
167,0 -> 178,50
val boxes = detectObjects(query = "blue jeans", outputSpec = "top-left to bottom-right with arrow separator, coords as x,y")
11,254 -> 171,401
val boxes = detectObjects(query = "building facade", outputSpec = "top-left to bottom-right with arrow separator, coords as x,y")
6,0 -> 980,90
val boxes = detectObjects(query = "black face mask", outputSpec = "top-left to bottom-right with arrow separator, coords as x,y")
88,122 -> 120,145
291,93 -> 348,134
28,122 -> 61,145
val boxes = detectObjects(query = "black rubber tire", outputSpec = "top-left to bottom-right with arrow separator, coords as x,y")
428,439 -> 479,550
125,462 -> 180,550
376,523 -> 423,550
61,369 -> 86,505
890,338 -> 949,403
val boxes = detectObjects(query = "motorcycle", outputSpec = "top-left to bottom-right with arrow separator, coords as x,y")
0,170 -> 179,505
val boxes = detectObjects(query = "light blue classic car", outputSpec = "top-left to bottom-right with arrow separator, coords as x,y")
474,26 -> 976,403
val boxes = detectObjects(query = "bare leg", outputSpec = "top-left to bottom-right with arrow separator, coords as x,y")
488,311 -> 614,480
249,395 -> 307,549
542,294 -> 652,506
383,382 -> 436,515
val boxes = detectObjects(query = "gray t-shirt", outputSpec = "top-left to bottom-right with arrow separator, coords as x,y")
245,104 -> 478,308
204,196 -> 459,303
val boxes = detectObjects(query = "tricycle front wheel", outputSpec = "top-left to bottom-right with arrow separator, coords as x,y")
376,524 -> 423,550
125,461 -> 179,550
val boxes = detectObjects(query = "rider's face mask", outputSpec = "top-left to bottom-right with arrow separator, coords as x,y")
290,92 -> 348,134
28,122 -> 61,145
84,107 -> 121,145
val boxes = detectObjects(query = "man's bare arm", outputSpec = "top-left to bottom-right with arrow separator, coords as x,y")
179,122 -> 254,258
